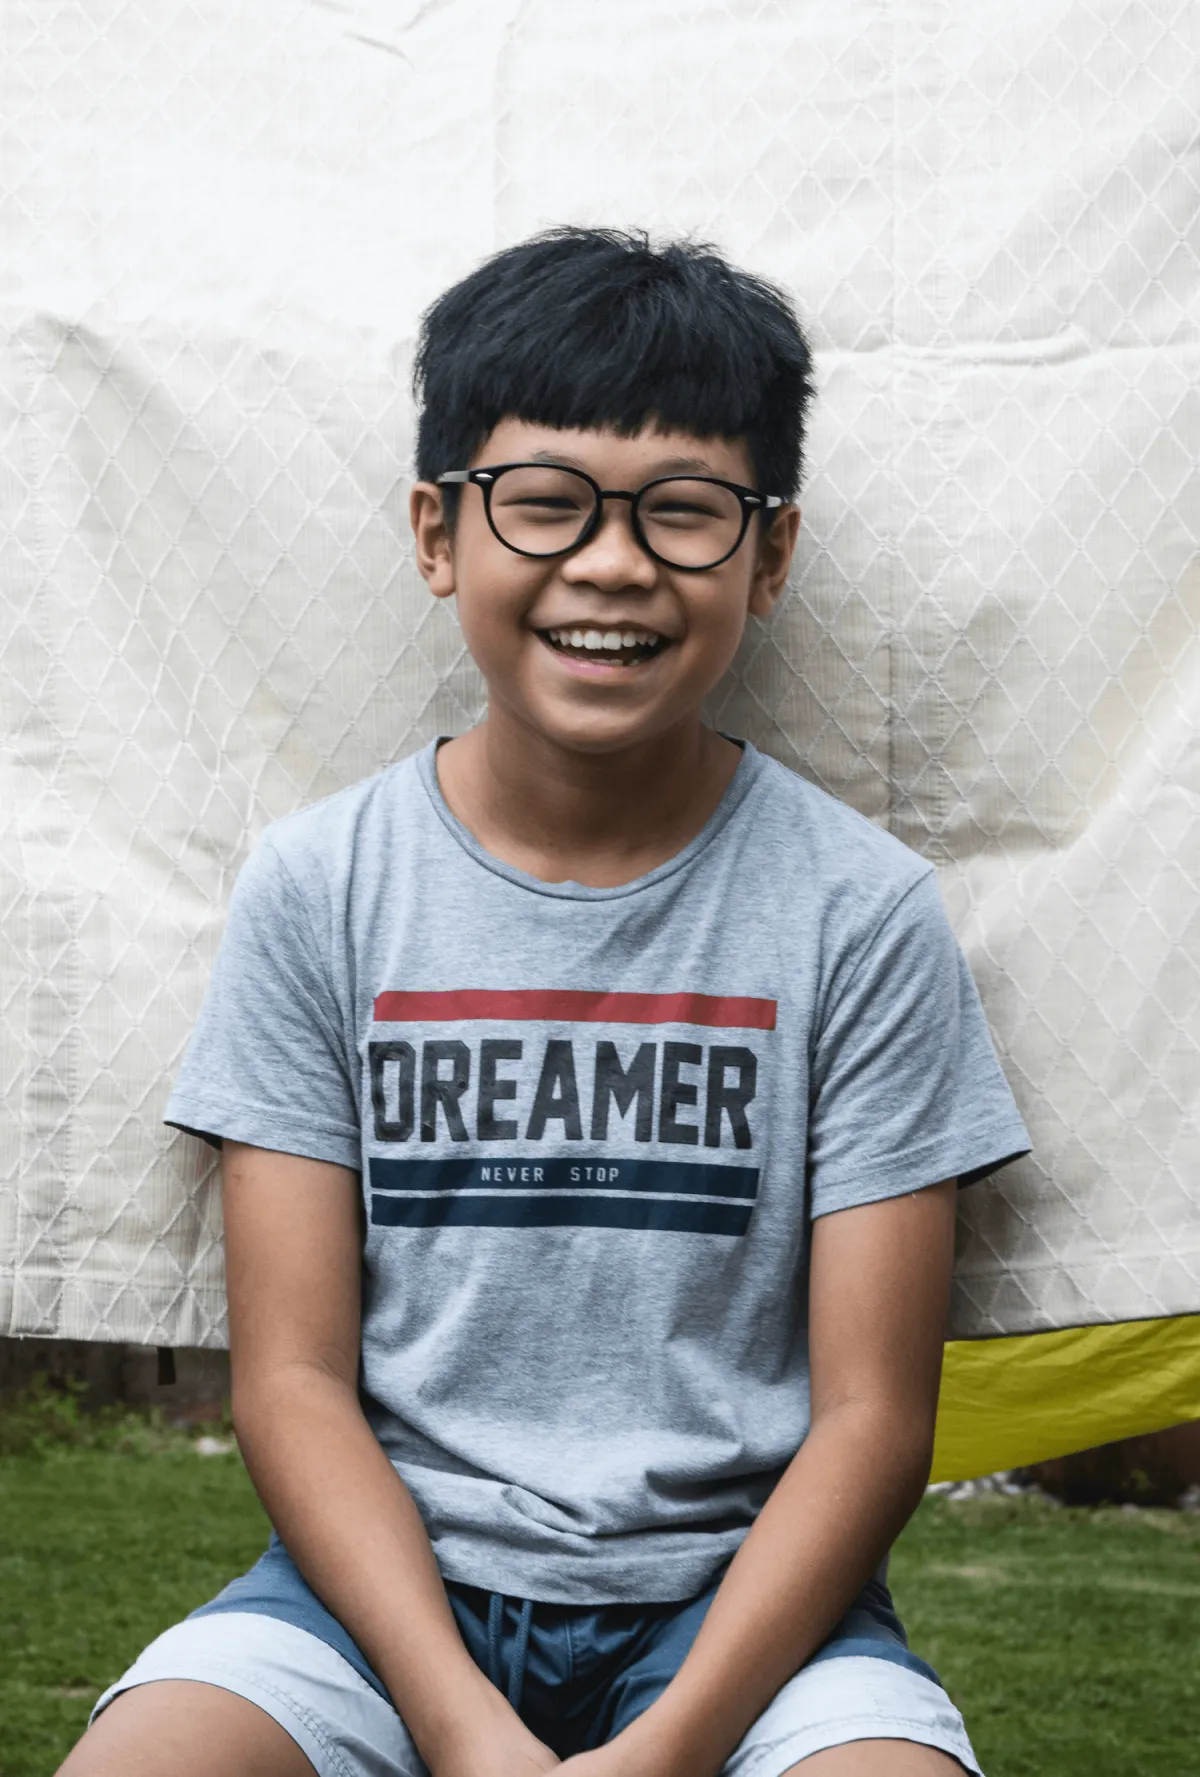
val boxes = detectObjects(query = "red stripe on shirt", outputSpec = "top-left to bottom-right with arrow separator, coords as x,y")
372,989 -> 777,1031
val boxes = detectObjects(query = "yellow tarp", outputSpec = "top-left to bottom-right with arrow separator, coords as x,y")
931,1315 -> 1200,1482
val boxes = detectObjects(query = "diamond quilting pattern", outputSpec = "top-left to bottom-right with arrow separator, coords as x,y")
1,0 -> 1197,1344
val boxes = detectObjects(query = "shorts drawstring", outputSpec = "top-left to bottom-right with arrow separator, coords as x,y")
486,1592 -> 535,1712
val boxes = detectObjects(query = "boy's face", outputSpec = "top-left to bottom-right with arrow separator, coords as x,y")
411,419 -> 799,758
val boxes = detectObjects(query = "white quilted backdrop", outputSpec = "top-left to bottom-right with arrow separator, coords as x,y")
2,0 -> 1198,1347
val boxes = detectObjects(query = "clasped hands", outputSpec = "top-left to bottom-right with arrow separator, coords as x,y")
432,1708 -> 689,1777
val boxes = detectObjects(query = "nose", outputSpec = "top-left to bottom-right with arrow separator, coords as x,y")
560,495 -> 658,591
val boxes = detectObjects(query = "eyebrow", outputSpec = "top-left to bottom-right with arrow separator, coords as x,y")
529,448 -> 719,476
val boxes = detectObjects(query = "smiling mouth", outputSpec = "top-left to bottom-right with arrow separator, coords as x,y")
539,626 -> 669,665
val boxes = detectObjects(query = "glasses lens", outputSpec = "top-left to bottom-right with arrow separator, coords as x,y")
636,479 -> 745,568
487,466 -> 597,556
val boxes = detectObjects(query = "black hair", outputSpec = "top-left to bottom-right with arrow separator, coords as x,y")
413,227 -> 813,519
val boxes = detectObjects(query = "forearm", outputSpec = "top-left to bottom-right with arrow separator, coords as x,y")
615,1403 -> 933,1777
233,1363 -> 508,1765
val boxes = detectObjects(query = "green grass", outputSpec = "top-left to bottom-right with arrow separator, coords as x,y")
1,1421 -> 1197,1775
890,1493 -> 1200,1776
0,1436 -> 268,1776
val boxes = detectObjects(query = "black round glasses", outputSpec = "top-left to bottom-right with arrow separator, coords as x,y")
436,462 -> 783,572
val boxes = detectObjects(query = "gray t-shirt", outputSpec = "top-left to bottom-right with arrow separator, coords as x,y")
168,740 -> 1029,1603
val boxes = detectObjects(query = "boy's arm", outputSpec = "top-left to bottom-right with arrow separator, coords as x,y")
568,1178 -> 958,1777
222,1141 -> 559,1777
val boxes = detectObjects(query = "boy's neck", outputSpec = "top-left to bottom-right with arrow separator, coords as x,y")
434,712 -> 744,888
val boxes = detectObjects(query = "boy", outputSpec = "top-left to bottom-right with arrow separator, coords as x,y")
62,228 -> 1029,1777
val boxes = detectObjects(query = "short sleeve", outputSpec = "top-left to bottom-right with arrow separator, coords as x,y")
807,871 -> 1030,1217
164,834 -> 361,1168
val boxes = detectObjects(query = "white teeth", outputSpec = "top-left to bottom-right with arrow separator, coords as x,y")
546,626 -> 662,653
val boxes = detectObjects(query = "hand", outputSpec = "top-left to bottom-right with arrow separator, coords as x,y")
428,1696 -> 560,1777
556,1745 -> 670,1777
555,1708 -> 709,1777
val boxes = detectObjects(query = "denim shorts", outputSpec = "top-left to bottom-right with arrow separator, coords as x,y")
92,1537 -> 980,1776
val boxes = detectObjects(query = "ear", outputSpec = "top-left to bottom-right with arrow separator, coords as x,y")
410,482 -> 457,599
747,504 -> 800,620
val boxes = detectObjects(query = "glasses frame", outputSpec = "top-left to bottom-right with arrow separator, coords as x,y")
436,462 -> 783,572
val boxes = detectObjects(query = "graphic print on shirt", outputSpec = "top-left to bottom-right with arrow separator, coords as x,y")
367,989 -> 775,1235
